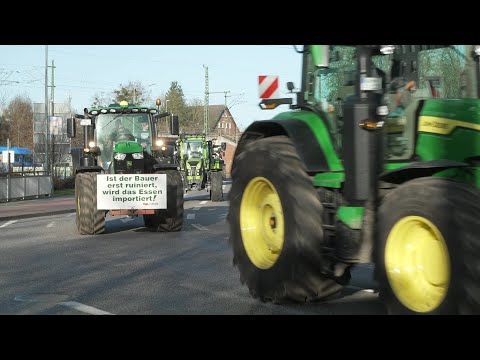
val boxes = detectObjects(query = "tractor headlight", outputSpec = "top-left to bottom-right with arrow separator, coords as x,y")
132,152 -> 144,160
156,140 -> 164,146
114,153 -> 127,161
380,45 -> 395,55
88,141 -> 95,148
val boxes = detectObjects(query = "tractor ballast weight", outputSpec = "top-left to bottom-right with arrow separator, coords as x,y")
228,45 -> 480,314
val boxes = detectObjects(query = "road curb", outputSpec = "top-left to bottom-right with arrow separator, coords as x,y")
0,209 -> 76,222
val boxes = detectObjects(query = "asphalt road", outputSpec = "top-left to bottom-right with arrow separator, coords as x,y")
0,181 -> 386,315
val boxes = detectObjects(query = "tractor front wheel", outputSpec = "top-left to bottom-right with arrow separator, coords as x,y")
75,172 -> 105,235
210,171 -> 223,202
144,170 -> 184,232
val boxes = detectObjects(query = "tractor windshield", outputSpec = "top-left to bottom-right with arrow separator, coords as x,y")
95,113 -> 151,170
184,141 -> 203,159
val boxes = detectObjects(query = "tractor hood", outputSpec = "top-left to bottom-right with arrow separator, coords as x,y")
114,141 -> 144,154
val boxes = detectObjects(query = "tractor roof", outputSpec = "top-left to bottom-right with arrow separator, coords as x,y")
89,101 -> 157,115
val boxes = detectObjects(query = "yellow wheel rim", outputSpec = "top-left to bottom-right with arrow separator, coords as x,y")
385,216 -> 450,313
240,177 -> 285,269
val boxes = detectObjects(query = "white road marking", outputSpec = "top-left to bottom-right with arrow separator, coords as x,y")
199,201 -> 207,205
192,207 -> 201,211
187,214 -> 196,220
14,295 -> 111,315
346,286 -> 376,293
46,222 -> 55,228
191,224 -> 208,231
0,220 -> 17,228
14,295 -> 38,302
58,301 -> 113,315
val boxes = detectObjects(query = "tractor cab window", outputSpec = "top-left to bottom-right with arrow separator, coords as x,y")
184,141 -> 203,160
312,46 -> 357,153
382,46 -> 466,161
95,113 -> 150,170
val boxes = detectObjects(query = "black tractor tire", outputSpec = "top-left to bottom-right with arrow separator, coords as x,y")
144,170 -> 184,232
375,177 -> 480,314
210,171 -> 223,202
228,135 -> 349,303
75,172 -> 105,235
143,214 -> 153,228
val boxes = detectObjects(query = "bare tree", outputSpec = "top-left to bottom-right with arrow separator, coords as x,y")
113,81 -> 152,106
90,91 -> 112,108
186,98 -> 204,132
3,94 -> 33,149
0,91 -> 8,116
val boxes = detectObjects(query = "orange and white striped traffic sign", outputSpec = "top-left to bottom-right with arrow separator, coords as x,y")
259,75 -> 279,99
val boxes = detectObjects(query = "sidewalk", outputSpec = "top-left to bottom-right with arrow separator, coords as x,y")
0,195 -> 76,221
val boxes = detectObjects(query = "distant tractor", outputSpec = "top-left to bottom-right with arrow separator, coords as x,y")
67,100 -> 184,234
228,45 -> 480,314
177,133 -> 225,202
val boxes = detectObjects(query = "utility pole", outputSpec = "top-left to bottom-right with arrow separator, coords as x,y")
48,60 -> 55,175
44,45 -> 49,175
203,65 -> 209,137
50,60 -> 55,117
223,91 -> 231,107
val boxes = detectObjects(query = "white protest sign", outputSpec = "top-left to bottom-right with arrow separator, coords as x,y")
96,174 -> 167,210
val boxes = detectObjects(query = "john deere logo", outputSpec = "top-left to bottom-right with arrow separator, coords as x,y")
127,161 -> 133,168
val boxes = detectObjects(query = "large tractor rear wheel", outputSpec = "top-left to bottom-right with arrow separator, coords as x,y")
75,172 -> 105,235
144,170 -> 184,232
375,177 -> 480,314
210,171 -> 223,202
228,136 -> 349,303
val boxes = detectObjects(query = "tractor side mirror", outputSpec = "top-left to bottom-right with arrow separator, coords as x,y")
67,118 -> 76,138
171,116 -> 179,136
221,142 -> 227,151
287,82 -> 295,92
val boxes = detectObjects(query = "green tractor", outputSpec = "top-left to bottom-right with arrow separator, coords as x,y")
177,133 -> 225,202
228,45 -> 480,314
67,100 -> 184,234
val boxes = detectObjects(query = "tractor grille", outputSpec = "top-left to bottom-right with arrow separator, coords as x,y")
114,154 -> 144,174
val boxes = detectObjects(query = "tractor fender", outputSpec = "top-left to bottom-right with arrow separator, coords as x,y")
380,159 -> 470,184
235,119 -> 329,173
76,166 -> 103,174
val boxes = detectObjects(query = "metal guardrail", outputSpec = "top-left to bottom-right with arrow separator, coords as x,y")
0,174 -> 52,202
